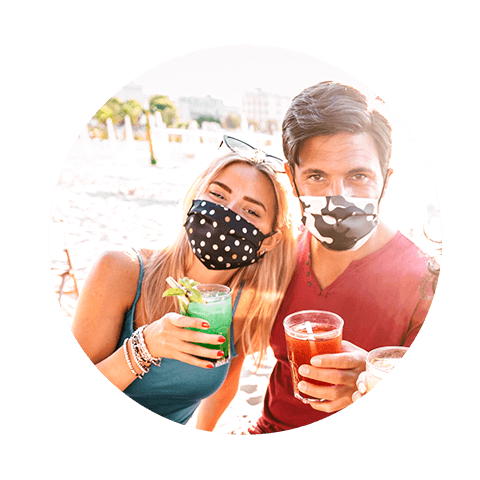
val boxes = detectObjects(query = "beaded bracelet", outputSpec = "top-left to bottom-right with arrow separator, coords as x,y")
123,338 -> 143,378
125,325 -> 162,379
130,336 -> 150,375
135,325 -> 162,367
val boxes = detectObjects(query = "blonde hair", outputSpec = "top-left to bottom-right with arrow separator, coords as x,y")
140,152 -> 297,367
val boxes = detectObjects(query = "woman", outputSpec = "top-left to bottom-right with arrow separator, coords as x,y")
71,140 -> 296,425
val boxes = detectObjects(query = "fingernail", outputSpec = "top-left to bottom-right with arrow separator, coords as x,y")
311,357 -> 322,366
218,336 -> 226,343
217,351 -> 225,357
206,364 -> 214,369
358,382 -> 367,394
299,365 -> 310,376
298,381 -> 307,392
201,322 -> 210,328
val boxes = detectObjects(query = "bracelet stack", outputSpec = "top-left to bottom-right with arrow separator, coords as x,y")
123,325 -> 162,379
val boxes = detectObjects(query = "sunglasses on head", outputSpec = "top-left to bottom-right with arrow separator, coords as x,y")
218,135 -> 285,173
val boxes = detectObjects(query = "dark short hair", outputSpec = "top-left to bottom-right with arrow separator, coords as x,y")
282,81 -> 392,177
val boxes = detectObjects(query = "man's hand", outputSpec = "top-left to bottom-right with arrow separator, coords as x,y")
351,371 -> 367,403
297,341 -> 367,413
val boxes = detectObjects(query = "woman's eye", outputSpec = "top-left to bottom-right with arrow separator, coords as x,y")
209,191 -> 225,200
245,208 -> 259,218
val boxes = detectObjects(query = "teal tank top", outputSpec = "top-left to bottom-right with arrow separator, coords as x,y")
116,249 -> 239,425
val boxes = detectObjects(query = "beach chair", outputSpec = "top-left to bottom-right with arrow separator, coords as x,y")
50,219 -> 79,317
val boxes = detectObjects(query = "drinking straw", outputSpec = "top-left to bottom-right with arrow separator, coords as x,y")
166,276 -> 189,314
305,320 -> 315,340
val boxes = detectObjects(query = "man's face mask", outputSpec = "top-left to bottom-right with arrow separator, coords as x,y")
300,195 -> 380,251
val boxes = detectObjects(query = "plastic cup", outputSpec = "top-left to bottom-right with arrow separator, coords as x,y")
283,310 -> 344,403
365,346 -> 408,392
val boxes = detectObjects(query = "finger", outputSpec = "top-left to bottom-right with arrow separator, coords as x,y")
168,313 -> 211,330
356,373 -> 367,394
298,364 -> 360,386
308,340 -> 366,369
352,391 -> 363,403
173,350 -> 217,369
180,328 -> 226,345
310,353 -> 365,370
299,382 -> 354,413
181,340 -> 226,360
307,398 -> 351,413
298,381 -> 339,402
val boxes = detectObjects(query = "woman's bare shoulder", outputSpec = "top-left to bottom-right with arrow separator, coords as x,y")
95,248 -> 141,275
72,249 -> 150,363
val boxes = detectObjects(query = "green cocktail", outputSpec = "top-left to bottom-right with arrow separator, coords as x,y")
187,284 -> 232,366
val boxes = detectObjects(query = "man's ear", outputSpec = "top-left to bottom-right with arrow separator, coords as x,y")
381,168 -> 394,200
285,163 -> 298,198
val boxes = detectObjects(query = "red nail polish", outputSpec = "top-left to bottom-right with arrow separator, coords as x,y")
218,336 -> 226,343
201,322 -> 210,328
206,364 -> 214,369
217,351 -> 225,357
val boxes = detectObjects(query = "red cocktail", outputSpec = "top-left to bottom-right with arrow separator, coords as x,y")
284,310 -> 343,403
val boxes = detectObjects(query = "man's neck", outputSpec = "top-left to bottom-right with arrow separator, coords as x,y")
309,222 -> 397,290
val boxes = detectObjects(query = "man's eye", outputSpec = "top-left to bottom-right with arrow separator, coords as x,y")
352,174 -> 367,181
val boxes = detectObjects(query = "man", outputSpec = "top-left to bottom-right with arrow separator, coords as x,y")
248,80 -> 435,434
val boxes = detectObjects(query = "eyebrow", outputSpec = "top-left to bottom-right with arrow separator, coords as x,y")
301,168 -> 328,176
301,167 -> 377,176
210,181 -> 267,211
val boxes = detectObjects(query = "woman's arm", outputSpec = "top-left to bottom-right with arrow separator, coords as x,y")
72,250 -> 228,392
195,352 -> 246,431
71,249 -> 145,391
195,288 -> 264,431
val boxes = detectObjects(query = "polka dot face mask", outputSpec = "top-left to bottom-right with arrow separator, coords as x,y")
184,199 -> 273,270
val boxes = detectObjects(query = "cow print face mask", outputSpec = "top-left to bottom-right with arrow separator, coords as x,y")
300,195 -> 379,251
184,199 -> 273,270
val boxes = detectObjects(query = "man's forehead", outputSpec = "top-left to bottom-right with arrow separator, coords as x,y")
297,133 -> 381,171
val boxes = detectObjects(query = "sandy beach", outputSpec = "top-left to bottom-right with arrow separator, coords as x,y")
50,134 -> 278,434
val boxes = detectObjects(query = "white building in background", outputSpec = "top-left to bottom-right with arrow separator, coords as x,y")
114,81 -> 149,106
176,95 -> 227,123
242,87 -> 291,133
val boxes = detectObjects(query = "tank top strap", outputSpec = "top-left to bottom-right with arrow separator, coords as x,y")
130,247 -> 145,311
232,280 -> 245,318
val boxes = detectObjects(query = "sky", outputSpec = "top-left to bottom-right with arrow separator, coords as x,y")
125,45 -> 441,246
132,45 -> 372,106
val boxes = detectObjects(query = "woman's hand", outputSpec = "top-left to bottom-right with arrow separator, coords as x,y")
143,313 -> 227,369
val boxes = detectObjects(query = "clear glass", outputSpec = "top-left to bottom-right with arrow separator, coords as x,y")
186,284 -> 232,366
